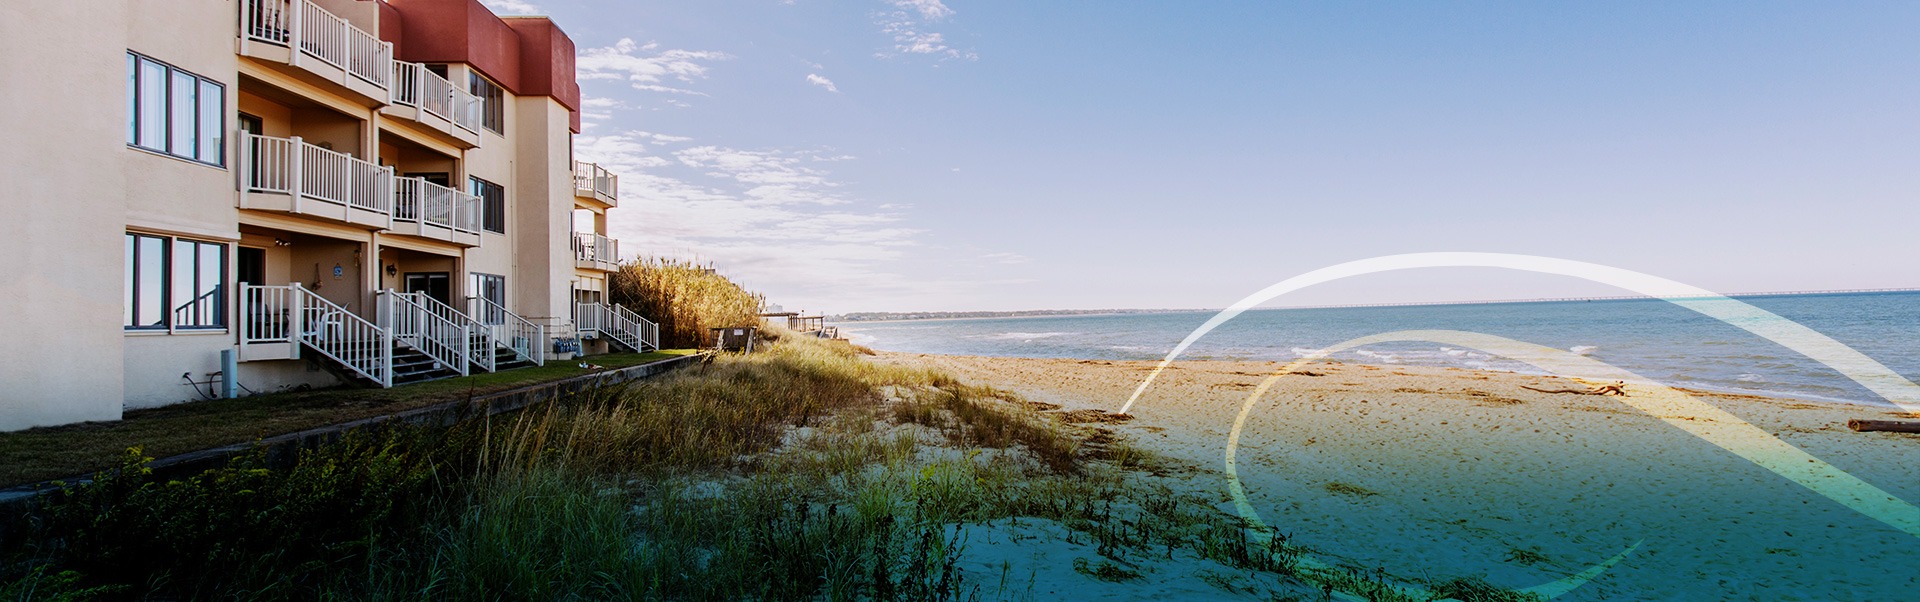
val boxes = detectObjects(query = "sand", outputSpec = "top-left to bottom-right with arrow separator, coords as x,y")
878,352 -> 1920,601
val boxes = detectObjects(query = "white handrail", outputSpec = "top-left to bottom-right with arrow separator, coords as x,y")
615,304 -> 659,351
242,132 -> 392,215
241,0 -> 293,45
453,86 -> 482,133
391,61 -> 461,122
574,301 -> 603,338
574,302 -> 645,352
573,161 -> 618,200
239,283 -> 295,345
241,133 -> 297,194
393,176 -> 479,233
572,232 -> 619,265
380,289 -> 468,376
242,0 -> 390,89
240,283 -> 393,387
472,296 -> 546,366
408,292 -> 495,373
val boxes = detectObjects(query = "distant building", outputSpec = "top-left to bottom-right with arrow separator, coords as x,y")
0,0 -> 659,430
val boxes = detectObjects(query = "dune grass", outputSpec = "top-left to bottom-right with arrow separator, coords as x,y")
610,257 -> 765,348
1,336 -> 1539,601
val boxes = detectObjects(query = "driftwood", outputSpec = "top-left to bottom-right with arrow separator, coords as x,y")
1521,382 -> 1628,397
1847,419 -> 1920,433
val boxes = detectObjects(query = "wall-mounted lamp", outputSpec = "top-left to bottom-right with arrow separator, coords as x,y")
385,264 -> 398,277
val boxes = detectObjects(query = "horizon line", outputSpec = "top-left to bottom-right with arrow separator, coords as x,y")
833,287 -> 1920,320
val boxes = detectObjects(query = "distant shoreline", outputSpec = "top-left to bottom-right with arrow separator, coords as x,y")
831,288 -> 1919,323
830,309 -> 1207,323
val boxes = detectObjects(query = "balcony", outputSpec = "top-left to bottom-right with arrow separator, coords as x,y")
391,177 -> 482,247
238,0 -> 392,104
238,132 -> 393,228
572,232 -> 620,271
573,161 -> 618,207
385,61 -> 483,148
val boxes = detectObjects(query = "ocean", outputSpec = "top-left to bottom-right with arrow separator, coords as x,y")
841,291 -> 1920,408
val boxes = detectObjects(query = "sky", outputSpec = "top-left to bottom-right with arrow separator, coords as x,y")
485,0 -> 1920,314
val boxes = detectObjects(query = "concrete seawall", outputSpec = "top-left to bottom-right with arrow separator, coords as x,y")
0,352 -> 709,506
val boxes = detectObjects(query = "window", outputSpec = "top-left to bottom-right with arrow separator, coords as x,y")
469,71 -> 504,134
469,273 -> 506,325
469,176 -> 506,234
127,52 -> 225,166
126,233 -> 226,331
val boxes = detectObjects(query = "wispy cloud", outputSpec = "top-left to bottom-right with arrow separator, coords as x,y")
876,0 -> 976,60
577,39 -> 730,98
574,130 -> 927,309
980,252 -> 1030,265
480,0 -> 540,15
895,0 -> 954,20
806,73 -> 840,93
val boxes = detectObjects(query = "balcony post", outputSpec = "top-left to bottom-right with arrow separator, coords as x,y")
288,0 -> 303,67
339,12 -> 350,74
288,136 -> 304,214
289,282 -> 306,360
237,283 -> 253,357
459,322 -> 471,377
382,165 -> 394,229
380,41 -> 394,90
237,132 -> 253,196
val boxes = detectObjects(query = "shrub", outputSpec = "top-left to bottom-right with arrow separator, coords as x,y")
609,258 -> 764,348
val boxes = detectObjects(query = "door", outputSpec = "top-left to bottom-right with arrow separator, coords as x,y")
403,272 -> 450,307
238,114 -> 264,188
237,247 -> 265,286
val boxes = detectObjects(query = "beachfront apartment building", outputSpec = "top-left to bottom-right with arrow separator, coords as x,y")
0,0 -> 657,432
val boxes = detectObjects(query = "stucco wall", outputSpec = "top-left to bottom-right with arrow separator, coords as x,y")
0,4 -> 133,430
513,97 -> 577,324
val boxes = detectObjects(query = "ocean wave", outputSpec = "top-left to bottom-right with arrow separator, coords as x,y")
1354,349 -> 1401,363
1736,373 -> 1766,383
1570,345 -> 1598,355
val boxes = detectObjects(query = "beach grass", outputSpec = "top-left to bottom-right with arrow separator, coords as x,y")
610,257 -> 766,348
2,335 -> 1541,601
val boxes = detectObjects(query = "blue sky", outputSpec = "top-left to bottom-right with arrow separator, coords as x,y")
487,1 -> 1920,313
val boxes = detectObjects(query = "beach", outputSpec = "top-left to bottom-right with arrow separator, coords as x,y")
879,352 -> 1920,601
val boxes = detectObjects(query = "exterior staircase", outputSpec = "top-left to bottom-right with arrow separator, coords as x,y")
237,283 -> 546,389
575,302 -> 659,352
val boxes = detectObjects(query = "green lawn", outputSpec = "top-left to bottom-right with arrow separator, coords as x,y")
0,350 -> 698,488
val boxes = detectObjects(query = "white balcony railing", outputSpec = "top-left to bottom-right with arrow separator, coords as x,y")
394,177 -> 482,233
390,61 -> 483,133
242,132 -> 393,215
575,302 -> 653,352
380,290 -> 468,377
616,304 -> 660,351
472,296 -> 545,367
242,0 -> 391,89
241,283 -> 394,387
574,161 -> 618,201
572,232 -> 619,266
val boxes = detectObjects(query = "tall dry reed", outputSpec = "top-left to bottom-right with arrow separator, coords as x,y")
609,257 -> 764,348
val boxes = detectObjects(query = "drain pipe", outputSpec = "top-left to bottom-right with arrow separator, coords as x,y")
221,348 -> 238,399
